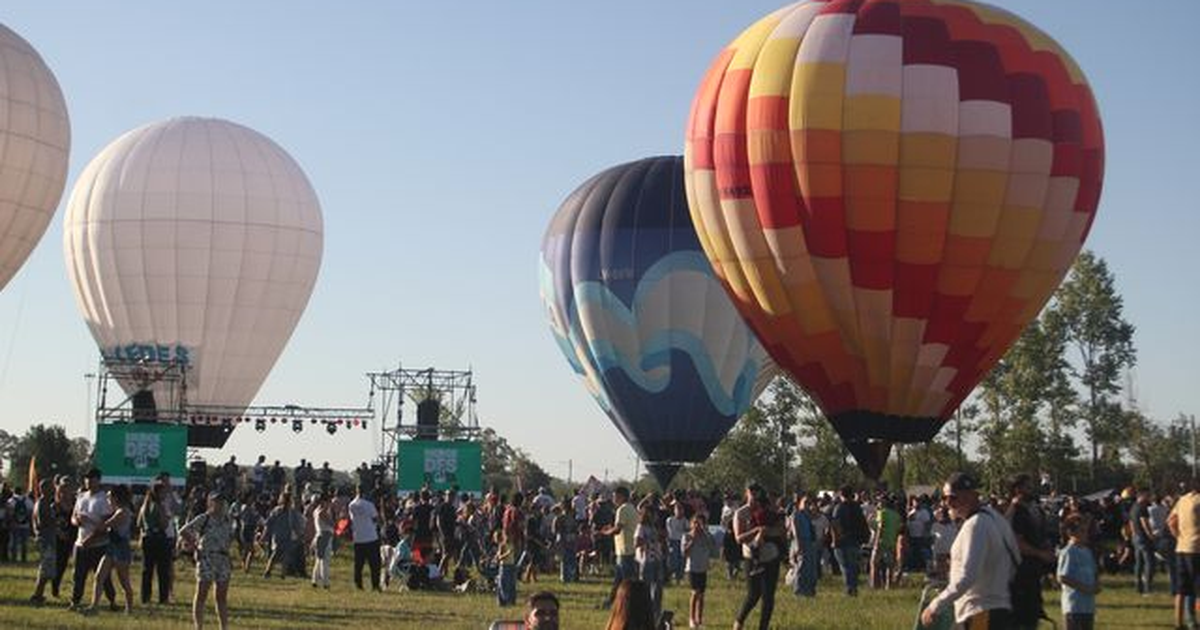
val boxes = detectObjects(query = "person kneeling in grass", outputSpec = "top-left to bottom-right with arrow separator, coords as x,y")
1057,514 -> 1099,630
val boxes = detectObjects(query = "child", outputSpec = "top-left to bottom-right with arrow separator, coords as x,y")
495,530 -> 518,607
1057,514 -> 1099,630
682,513 -> 718,630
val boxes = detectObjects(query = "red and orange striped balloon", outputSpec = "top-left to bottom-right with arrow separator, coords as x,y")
684,0 -> 1103,477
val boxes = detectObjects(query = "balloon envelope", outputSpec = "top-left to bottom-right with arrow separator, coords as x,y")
541,156 -> 775,487
684,0 -> 1103,477
64,117 -> 323,417
0,23 -> 70,292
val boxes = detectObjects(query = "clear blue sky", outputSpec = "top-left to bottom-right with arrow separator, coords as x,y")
0,2 -> 1196,482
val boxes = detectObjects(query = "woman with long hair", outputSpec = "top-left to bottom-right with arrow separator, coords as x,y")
311,493 -> 334,588
605,578 -> 657,630
138,482 -> 172,604
88,484 -> 135,614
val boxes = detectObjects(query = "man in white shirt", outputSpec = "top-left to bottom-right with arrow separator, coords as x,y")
348,485 -> 381,591
572,489 -> 588,524
70,468 -> 114,609
921,473 -> 1019,629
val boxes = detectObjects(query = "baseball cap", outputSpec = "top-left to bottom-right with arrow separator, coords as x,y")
945,472 -> 979,494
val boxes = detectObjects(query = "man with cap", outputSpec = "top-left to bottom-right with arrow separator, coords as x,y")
921,472 -> 1020,629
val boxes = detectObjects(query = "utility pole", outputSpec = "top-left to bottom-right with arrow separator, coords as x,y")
568,459 -> 573,487
955,409 -> 964,470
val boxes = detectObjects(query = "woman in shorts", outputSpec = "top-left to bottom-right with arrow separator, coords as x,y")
179,492 -> 235,630
88,484 -> 135,614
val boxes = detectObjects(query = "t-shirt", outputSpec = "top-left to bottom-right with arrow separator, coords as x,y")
74,490 -> 112,548
666,516 -> 688,543
635,523 -> 662,564
832,500 -> 867,547
349,497 -> 379,544
1129,502 -> 1151,543
1148,502 -> 1168,538
613,503 -> 637,557
1057,542 -> 1097,614
572,494 -> 588,521
876,508 -> 902,551
932,520 -> 958,556
908,506 -> 933,539
683,530 -> 717,573
1172,492 -> 1200,554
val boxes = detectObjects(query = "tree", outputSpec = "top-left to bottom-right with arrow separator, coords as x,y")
6,424 -> 90,489
480,427 -> 518,493
1126,412 -> 1190,490
512,451 -> 552,495
1049,251 -> 1136,478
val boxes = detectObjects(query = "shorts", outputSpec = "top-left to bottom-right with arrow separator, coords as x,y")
688,571 -> 708,592
874,547 -> 896,567
963,608 -> 1012,630
1178,553 -> 1200,596
107,538 -> 133,564
197,552 -> 233,584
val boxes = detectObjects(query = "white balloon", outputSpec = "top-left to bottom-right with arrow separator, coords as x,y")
64,117 -> 323,410
0,23 -> 70,291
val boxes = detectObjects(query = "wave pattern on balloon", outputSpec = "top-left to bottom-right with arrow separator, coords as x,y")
541,156 -> 774,484
684,0 -> 1103,476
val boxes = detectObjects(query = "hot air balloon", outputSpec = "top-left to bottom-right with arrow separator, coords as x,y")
64,118 -> 323,447
684,0 -> 1103,477
0,24 -> 70,292
540,156 -> 776,488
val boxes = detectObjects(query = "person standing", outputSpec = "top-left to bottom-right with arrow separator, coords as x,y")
733,483 -> 785,630
87,484 -> 135,615
831,485 -> 868,596
178,492 -> 234,630
70,468 -> 114,610
552,498 -> 578,583
599,487 -> 637,609
51,477 -> 78,599
1130,489 -> 1156,594
9,487 -> 33,562
311,493 -> 334,589
634,506 -> 665,622
496,529 -> 519,606
251,456 -> 266,496
261,494 -> 298,579
1169,479 -> 1200,630
349,486 -> 381,591
138,482 -> 172,605
29,478 -> 57,604
683,513 -> 718,629
1006,474 -> 1056,630
789,493 -> 818,597
871,496 -> 903,589
1057,514 -> 1099,630
665,502 -> 688,585
920,473 -> 1020,629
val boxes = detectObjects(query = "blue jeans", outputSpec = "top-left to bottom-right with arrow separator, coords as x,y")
833,545 -> 860,595
497,563 -> 517,606
1134,540 -> 1155,593
9,528 -> 29,563
1159,536 -> 1178,596
795,545 -> 818,596
560,542 -> 578,583
668,540 -> 684,582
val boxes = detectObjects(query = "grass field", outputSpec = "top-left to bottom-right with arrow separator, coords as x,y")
0,552 -> 1181,628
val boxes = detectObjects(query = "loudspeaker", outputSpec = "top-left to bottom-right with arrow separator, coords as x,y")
416,398 -> 440,440
132,389 -> 157,423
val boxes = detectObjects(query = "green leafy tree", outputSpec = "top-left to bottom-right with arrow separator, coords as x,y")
480,427 -> 518,493
512,451 -> 552,495
6,424 -> 89,489
1049,250 -> 1136,478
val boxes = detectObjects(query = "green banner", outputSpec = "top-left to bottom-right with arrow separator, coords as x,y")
95,423 -> 188,487
396,440 -> 482,495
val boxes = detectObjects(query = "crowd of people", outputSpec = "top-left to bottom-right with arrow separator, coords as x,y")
4,457 -> 1200,629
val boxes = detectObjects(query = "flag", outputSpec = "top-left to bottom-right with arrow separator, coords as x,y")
27,455 -> 37,499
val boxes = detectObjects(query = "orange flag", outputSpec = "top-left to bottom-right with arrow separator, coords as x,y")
27,455 -> 37,499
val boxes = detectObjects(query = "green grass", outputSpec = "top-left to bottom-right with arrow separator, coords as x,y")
0,551 -> 1180,628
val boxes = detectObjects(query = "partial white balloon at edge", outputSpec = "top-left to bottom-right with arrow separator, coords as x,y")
0,23 -> 71,292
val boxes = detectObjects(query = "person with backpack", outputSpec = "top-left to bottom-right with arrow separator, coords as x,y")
831,485 -> 868,596
921,473 -> 1020,629
9,487 -> 33,563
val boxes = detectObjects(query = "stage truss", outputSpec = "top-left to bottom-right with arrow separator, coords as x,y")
367,366 -> 481,475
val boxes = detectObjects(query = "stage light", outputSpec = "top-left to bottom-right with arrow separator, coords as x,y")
292,419 -> 303,433
325,421 -> 337,436
255,418 -> 266,432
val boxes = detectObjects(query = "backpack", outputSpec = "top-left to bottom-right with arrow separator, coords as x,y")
12,498 -> 29,525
